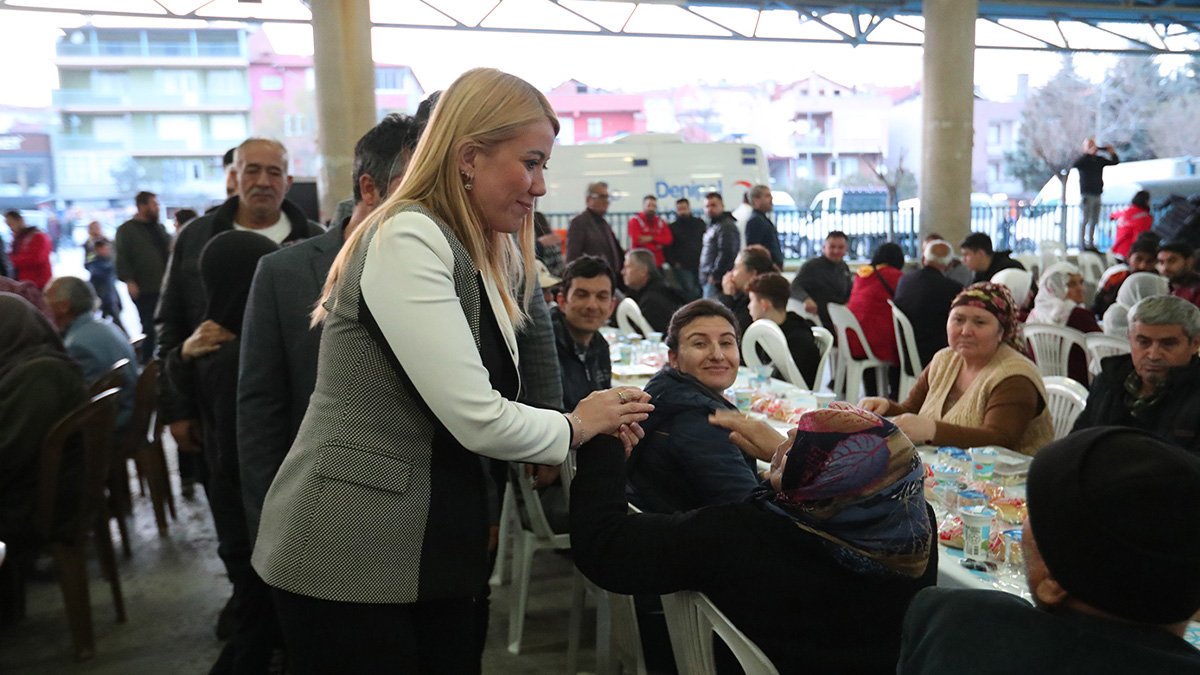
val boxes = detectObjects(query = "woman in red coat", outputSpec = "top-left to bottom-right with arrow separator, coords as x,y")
847,242 -> 904,365
1109,190 -> 1153,260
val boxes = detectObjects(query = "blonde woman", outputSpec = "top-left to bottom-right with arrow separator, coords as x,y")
252,69 -> 652,672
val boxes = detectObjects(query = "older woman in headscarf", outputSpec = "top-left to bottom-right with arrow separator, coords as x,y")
1103,271 -> 1170,338
860,282 -> 1054,455
571,403 -> 937,674
1026,262 -> 1100,385
0,292 -> 87,545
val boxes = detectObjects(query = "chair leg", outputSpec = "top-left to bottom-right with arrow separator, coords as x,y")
566,570 -> 587,675
875,366 -> 889,401
845,363 -> 862,405
490,486 -> 515,587
507,533 -> 536,655
136,446 -> 171,537
93,514 -> 127,623
595,591 -> 614,675
114,514 -> 132,559
50,543 -> 96,661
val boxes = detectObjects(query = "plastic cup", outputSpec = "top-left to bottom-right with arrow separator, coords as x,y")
814,392 -> 836,409
959,505 -> 996,562
733,388 -> 755,413
1002,528 -> 1024,573
970,447 -> 999,481
929,464 -> 963,510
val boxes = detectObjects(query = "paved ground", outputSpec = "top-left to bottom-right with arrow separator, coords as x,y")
0,448 -> 601,674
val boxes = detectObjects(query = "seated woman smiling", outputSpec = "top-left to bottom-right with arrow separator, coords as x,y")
859,282 -> 1053,455
626,299 -> 761,513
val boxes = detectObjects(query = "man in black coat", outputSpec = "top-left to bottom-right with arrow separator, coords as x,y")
744,184 -> 784,269
791,230 -> 852,333
699,192 -> 740,299
623,248 -> 686,334
893,239 -> 964,368
960,231 -> 1024,284
1073,295 -> 1200,455
665,197 -> 705,300
1072,137 -> 1119,250
551,255 -> 615,410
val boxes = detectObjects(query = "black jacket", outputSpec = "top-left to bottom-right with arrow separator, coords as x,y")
974,250 -> 1024,284
893,267 -> 964,368
155,196 -> 322,422
665,215 -> 705,272
772,312 -> 821,387
626,368 -> 759,514
628,275 -> 686,334
550,305 -> 611,411
900,588 -> 1200,674
699,212 -> 739,284
745,209 -> 784,269
1073,354 -> 1200,455
792,255 -> 853,332
573,434 -> 939,674
1073,151 -> 1120,196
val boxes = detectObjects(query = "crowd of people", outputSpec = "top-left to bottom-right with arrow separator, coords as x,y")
3,69 -> 1200,674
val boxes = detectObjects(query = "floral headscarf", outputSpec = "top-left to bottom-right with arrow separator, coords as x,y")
950,281 -> 1024,351
752,403 -> 932,579
1027,262 -> 1081,326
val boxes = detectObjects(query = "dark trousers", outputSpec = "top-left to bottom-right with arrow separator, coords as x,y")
210,570 -> 282,674
272,588 -> 481,674
133,291 -> 159,363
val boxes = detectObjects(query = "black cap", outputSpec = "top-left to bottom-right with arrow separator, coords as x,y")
1027,427 -> 1200,624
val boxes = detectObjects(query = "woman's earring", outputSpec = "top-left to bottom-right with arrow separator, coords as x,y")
462,171 -> 473,191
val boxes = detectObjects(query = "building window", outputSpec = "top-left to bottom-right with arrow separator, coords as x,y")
156,114 -> 203,150
587,117 -> 602,138
284,114 -> 306,137
92,116 -> 131,143
259,74 -> 283,92
208,69 -> 244,95
210,114 -> 247,141
375,67 -> 408,91
156,70 -> 200,96
304,68 -> 315,92
92,71 -> 130,97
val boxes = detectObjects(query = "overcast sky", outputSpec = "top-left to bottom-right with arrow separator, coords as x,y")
0,8 -> 1192,109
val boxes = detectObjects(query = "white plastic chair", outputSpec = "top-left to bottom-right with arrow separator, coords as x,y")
662,591 -> 779,675
505,465 -> 573,655
786,297 -> 821,326
1042,376 -> 1089,440
991,268 -> 1033,309
1077,251 -> 1105,285
811,326 -> 834,394
1024,323 -> 1088,379
1015,253 -> 1040,278
888,300 -> 922,401
616,297 -> 654,337
1038,239 -> 1064,278
742,319 -> 810,390
826,303 -> 889,404
1084,333 -> 1131,378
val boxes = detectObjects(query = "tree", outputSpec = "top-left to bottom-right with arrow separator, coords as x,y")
1095,56 -> 1162,162
1147,93 -> 1200,157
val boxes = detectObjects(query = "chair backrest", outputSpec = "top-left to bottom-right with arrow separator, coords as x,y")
810,326 -> 833,392
826,302 -> 882,363
1084,333 -> 1131,377
35,389 -> 120,543
616,297 -> 654,337
124,360 -> 160,450
785,297 -> 821,326
88,357 -> 132,398
507,464 -> 561,541
741,319 -> 809,389
991,268 -> 1033,308
887,301 -> 921,378
1042,376 -> 1089,440
1014,253 -> 1040,278
1038,239 -> 1063,278
1024,323 -> 1088,378
662,591 -> 779,675
1077,251 -> 1105,285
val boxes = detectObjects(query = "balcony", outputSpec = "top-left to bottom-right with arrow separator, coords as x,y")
57,134 -> 231,155
54,89 -> 251,111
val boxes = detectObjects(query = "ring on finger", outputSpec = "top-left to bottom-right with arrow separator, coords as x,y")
617,389 -> 628,404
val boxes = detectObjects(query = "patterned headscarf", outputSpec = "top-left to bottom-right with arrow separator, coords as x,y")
950,281 -> 1024,351
753,403 -> 932,579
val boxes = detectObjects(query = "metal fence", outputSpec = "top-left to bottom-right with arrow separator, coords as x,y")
543,203 -> 1128,264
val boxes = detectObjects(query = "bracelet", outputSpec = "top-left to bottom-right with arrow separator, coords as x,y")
567,412 -> 585,449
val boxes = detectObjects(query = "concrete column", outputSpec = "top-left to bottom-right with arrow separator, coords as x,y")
310,0 -> 376,221
919,0 -> 977,246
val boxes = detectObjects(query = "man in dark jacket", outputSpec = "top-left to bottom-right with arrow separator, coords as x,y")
899,427 -> 1200,674
746,272 -> 820,388
1072,138 -> 1119,250
699,192 -> 739,299
552,255 -> 615,410
565,181 -> 624,278
791,230 -> 853,333
894,239 -> 964,367
744,184 -> 784,269
622,248 -> 686,334
114,191 -> 171,362
155,137 -> 322,642
665,197 -> 705,300
960,231 -> 1024,283
1073,295 -> 1200,455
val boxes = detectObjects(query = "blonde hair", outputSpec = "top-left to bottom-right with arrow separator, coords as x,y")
313,68 -> 559,328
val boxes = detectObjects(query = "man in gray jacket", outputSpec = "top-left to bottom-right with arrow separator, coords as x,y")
699,191 -> 740,299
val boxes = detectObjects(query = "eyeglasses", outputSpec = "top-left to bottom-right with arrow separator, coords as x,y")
589,193 -> 610,201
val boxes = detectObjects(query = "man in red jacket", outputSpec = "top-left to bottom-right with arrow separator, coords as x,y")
5,210 -> 51,288
628,195 -> 673,268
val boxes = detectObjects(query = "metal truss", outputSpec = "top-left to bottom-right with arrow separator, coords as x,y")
0,0 -> 1196,54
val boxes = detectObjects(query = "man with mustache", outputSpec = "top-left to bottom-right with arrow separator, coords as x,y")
1073,294 -> 1200,455
154,136 -> 322,641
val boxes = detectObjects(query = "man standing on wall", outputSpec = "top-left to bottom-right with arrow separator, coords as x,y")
1072,137 -> 1119,251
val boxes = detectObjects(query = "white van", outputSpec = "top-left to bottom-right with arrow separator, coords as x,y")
539,133 -> 770,216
